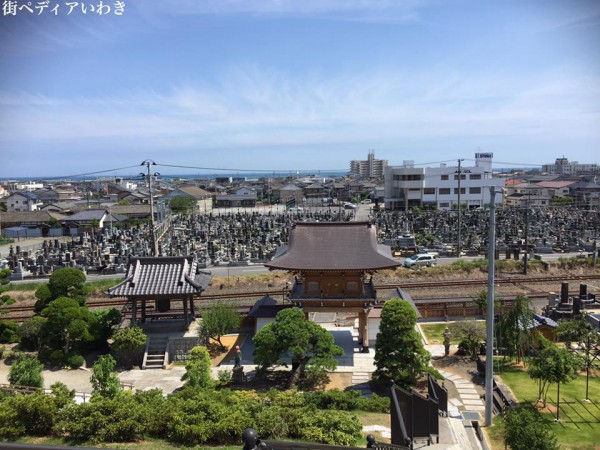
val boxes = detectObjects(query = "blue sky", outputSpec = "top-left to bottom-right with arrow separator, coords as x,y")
1,0 -> 599,178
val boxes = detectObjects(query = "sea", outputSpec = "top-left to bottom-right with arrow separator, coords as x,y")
3,171 -> 350,182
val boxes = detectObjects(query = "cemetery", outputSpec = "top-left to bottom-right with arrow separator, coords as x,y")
0,205 -> 597,284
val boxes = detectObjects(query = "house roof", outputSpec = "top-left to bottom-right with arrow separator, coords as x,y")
531,313 -> 558,329
277,184 -> 302,191
176,185 -> 211,199
247,295 -> 292,318
108,256 -> 212,298
265,222 -> 401,271
7,191 -> 39,200
108,204 -> 152,216
535,181 -> 577,189
65,209 -> 107,222
216,194 -> 257,201
0,211 -> 66,223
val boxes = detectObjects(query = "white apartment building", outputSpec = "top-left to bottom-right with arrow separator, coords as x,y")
384,153 -> 504,210
350,150 -> 388,178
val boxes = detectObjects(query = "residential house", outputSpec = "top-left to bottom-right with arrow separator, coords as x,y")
5,192 -> 43,212
162,184 -> 213,212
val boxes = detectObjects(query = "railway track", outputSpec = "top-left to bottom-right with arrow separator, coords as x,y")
2,274 -> 599,322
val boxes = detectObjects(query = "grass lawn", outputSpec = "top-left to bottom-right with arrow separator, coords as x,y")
487,359 -> 600,450
419,323 -> 459,345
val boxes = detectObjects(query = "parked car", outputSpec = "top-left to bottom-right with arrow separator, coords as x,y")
360,199 -> 372,204
403,253 -> 437,268
344,203 -> 357,210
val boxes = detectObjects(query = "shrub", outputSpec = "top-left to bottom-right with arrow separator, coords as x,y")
0,395 -> 25,438
39,348 -> 66,367
255,406 -> 289,439
0,319 -> 20,343
298,409 -> 362,446
110,326 -> 147,369
217,369 -> 232,386
54,396 -> 144,443
50,382 -> 76,409
181,346 -> 213,389
8,354 -> 44,388
134,389 -> 170,438
66,353 -> 85,369
504,404 -> 558,450
15,392 -> 58,436
90,354 -> 121,399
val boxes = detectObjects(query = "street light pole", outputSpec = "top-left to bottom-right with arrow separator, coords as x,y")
456,159 -> 464,257
485,185 -> 497,427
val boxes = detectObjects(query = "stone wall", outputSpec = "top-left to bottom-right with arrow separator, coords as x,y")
168,337 -> 201,362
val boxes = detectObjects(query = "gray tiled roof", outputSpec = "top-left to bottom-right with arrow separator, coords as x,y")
265,222 -> 401,271
108,256 -> 212,298
66,209 -> 107,221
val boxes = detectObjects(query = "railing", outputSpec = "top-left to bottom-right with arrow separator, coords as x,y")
427,375 -> 448,416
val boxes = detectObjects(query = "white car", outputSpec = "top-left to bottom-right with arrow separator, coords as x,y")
403,253 -> 437,268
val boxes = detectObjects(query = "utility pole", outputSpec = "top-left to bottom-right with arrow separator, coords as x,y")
141,160 -> 159,256
456,159 -> 464,257
485,186 -> 497,427
523,191 -> 530,275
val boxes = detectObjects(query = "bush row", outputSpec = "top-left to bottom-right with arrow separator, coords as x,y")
0,386 -> 371,446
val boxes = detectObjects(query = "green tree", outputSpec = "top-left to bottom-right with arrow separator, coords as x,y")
40,297 -> 93,355
169,195 -> 196,214
19,316 -> 47,351
254,308 -> 343,388
471,289 -> 500,310
90,354 -> 122,399
499,295 -> 535,362
199,302 -> 241,350
181,346 -> 213,389
450,320 -> 486,360
8,354 -> 44,388
373,298 -> 431,388
88,307 -> 122,347
556,314 -> 597,349
504,404 -> 558,450
34,267 -> 87,313
110,326 -> 147,369
89,218 -> 100,238
528,338 -> 582,406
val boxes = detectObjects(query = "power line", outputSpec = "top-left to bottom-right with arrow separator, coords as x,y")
37,165 -> 142,181
154,163 -> 347,173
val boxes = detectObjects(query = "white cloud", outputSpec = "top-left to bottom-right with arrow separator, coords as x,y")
1,65 -> 599,155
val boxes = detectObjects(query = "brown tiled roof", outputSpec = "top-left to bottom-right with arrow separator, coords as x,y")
108,204 -> 151,215
265,222 -> 401,271
108,256 -> 212,298
177,185 -> 211,199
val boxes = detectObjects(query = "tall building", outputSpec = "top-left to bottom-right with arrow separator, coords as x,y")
384,153 -> 503,210
350,150 -> 388,178
542,157 -> 598,175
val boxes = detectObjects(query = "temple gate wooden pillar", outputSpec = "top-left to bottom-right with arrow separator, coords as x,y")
141,299 -> 147,323
183,296 -> 189,324
131,298 -> 137,326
